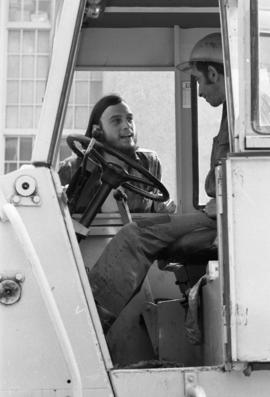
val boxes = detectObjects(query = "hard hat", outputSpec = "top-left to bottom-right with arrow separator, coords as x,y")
177,33 -> 223,72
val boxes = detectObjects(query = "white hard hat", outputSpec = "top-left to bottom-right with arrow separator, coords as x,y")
177,33 -> 223,72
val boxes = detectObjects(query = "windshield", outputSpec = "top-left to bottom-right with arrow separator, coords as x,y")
251,0 -> 270,133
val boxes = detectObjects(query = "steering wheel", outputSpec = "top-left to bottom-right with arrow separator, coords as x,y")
66,134 -> 169,202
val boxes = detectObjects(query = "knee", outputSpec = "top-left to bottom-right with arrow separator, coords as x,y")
116,222 -> 140,245
178,228 -> 217,255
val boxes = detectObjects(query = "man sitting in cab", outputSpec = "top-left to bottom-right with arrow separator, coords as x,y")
59,94 -> 175,214
88,33 -> 230,330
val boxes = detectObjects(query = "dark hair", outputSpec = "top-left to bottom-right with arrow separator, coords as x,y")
85,94 -> 124,137
193,61 -> 224,83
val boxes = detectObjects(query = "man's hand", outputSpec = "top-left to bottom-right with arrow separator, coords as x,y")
155,199 -> 177,214
203,198 -> 217,219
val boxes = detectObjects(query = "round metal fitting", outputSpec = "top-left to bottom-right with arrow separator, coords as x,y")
12,195 -> 21,204
0,279 -> 22,305
15,175 -> 36,197
15,273 -> 24,282
32,195 -> 40,204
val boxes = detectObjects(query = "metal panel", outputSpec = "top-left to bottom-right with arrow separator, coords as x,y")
202,273 -> 224,366
157,299 -> 203,366
111,367 -> 270,397
77,28 -> 174,67
0,167 -> 113,395
0,390 -> 112,397
225,156 -> 270,361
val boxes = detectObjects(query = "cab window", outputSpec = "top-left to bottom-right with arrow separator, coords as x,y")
61,70 -> 177,204
193,80 -> 222,205
251,0 -> 270,133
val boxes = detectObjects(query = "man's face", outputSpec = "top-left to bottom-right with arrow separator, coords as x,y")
100,102 -> 137,154
192,65 -> 225,107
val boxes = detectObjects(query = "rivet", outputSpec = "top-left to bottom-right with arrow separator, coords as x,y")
12,195 -> 21,204
32,195 -> 40,204
15,273 -> 24,282
188,375 -> 194,383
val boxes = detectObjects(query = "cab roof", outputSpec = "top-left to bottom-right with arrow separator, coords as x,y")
83,0 -> 220,29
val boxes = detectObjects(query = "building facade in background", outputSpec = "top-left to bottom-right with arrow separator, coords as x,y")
0,0 -> 103,173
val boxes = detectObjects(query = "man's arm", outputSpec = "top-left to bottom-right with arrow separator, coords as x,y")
203,198 -> 216,219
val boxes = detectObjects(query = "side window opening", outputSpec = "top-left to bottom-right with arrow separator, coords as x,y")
192,78 -> 223,206
251,0 -> 270,134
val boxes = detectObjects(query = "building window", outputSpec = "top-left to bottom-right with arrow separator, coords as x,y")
4,136 -> 34,173
2,0 -> 53,174
60,71 -> 103,161
59,137 -> 72,162
8,0 -> 51,23
6,29 -> 50,129
64,71 -> 103,130
3,2 -> 103,174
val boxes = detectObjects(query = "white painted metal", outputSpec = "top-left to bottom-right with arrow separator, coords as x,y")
225,157 -> 238,361
219,0 -> 238,152
225,156 -> 270,361
245,135 -> 270,148
55,173 -> 113,369
220,0 -> 270,151
236,0 -> 252,152
0,193 -> 82,397
110,367 -> 270,397
0,166 -> 113,395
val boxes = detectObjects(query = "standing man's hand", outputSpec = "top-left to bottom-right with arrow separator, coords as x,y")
203,198 -> 217,219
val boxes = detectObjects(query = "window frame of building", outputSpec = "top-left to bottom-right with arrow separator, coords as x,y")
1,0 -> 55,174
1,1 -> 104,173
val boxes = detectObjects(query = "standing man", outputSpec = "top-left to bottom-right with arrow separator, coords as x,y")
88,33 -> 230,328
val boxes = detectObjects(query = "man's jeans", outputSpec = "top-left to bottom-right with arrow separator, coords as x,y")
89,211 -> 216,318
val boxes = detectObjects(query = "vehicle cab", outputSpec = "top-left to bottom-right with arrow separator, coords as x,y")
0,0 -> 270,396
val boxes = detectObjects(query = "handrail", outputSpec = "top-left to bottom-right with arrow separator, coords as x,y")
0,191 -> 82,396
